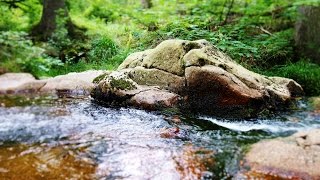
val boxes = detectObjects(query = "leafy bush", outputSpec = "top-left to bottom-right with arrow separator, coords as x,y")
0,31 -> 63,77
88,36 -> 119,62
0,0 -> 42,31
86,4 -> 116,23
251,29 -> 294,68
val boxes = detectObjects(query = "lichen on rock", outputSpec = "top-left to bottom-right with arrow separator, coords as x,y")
107,71 -> 137,90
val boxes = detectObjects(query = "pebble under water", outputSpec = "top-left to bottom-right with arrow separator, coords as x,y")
0,95 -> 319,179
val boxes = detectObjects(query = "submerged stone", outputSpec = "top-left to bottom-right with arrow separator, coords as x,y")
243,129 -> 320,179
0,143 -> 96,179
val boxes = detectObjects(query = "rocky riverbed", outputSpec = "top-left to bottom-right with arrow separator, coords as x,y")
0,94 -> 319,179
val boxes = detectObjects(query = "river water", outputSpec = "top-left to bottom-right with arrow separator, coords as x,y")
0,95 -> 319,179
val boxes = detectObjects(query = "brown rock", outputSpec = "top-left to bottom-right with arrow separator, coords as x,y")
0,73 -> 45,94
130,89 -> 180,110
0,71 -> 106,96
160,127 -> 180,139
41,70 -> 106,94
244,129 -> 320,179
185,65 -> 265,117
174,145 -> 215,179
0,144 -> 96,179
0,67 -> 7,75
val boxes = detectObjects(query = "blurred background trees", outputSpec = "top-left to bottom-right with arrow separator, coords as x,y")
141,0 -> 152,9
0,0 -> 319,95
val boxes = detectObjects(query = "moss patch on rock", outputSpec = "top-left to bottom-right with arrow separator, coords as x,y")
109,76 -> 137,90
92,72 -> 111,84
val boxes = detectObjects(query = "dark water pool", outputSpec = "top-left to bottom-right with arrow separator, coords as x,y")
0,95 -> 319,179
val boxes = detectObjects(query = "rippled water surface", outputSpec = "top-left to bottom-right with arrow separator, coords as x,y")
0,95 -> 319,179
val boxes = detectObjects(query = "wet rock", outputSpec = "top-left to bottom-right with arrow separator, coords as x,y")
93,39 -> 303,117
174,145 -> 215,179
160,127 -> 189,140
310,96 -> 320,112
0,70 -> 107,96
0,144 -> 96,179
130,89 -> 180,110
244,129 -> 320,179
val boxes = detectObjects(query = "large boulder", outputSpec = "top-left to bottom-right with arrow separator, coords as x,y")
93,39 -> 303,117
0,70 -> 107,96
243,129 -> 320,179
92,71 -> 180,110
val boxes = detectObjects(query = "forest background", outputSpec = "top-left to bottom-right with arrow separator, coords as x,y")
0,0 -> 319,95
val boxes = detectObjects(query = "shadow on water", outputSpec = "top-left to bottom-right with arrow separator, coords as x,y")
0,95 -> 319,179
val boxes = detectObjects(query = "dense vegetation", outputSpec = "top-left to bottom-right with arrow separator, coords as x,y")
0,0 -> 319,95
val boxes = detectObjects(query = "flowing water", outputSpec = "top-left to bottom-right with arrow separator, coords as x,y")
0,95 -> 319,179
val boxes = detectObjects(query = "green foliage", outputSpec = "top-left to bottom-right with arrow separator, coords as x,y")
266,60 -> 320,96
0,0 -> 42,31
254,29 -> 294,68
0,5 -> 28,31
86,4 -> 116,23
88,36 -> 119,62
0,31 -> 63,78
1,0 -> 319,96
49,9 -> 72,51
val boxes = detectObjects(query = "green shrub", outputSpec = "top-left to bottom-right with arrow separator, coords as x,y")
252,29 -> 294,68
88,36 -> 119,62
266,60 -> 320,96
0,31 -> 63,78
86,5 -> 116,23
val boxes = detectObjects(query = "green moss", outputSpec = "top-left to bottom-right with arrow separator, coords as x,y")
264,60 -> 320,96
92,72 -> 110,84
109,77 -> 136,90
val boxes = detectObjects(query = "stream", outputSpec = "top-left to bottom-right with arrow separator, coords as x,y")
0,95 -> 319,179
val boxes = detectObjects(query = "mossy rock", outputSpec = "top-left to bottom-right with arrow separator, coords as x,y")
92,72 -> 111,84
109,76 -> 137,90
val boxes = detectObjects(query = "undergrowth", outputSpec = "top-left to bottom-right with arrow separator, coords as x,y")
0,0 -> 319,95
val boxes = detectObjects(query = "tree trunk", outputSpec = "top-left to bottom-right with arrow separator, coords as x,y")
141,0 -> 152,9
295,6 -> 320,64
31,0 -> 71,40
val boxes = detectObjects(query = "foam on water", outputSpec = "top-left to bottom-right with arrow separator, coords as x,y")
200,116 -> 319,133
